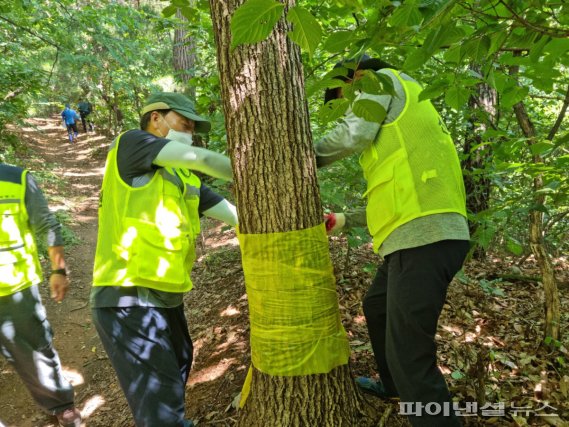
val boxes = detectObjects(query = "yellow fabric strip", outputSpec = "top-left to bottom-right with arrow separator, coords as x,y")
238,223 -> 350,379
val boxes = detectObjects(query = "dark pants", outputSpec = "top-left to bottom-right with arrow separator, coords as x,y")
92,305 -> 193,427
363,240 -> 469,427
66,123 -> 78,142
0,285 -> 75,415
79,113 -> 93,132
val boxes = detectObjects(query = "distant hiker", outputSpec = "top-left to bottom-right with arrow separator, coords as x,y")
77,100 -> 94,133
0,163 -> 82,427
317,55 -> 469,427
61,104 -> 79,143
91,92 -> 237,427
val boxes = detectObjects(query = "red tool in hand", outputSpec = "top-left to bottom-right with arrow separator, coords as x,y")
324,213 -> 336,232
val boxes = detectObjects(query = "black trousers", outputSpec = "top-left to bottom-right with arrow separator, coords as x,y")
92,305 -> 193,427
363,239 -> 469,427
79,112 -> 93,132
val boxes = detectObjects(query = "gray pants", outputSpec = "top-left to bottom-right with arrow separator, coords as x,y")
0,285 -> 75,414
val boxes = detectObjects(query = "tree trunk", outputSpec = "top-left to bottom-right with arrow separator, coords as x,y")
512,101 -> 560,342
463,68 -> 496,258
173,8 -> 207,148
173,9 -> 196,94
209,0 -> 373,425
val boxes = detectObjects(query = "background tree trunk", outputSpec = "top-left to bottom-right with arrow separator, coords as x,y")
463,66 -> 497,258
513,101 -> 560,342
209,0 -> 373,425
173,8 -> 207,148
173,9 -> 196,94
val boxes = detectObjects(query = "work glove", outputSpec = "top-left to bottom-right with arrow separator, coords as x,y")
324,212 -> 345,234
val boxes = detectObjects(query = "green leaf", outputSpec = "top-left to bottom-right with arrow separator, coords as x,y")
444,44 -> 462,64
388,2 -> 423,28
319,98 -> 349,124
529,142 -> 554,156
286,7 -> 322,58
179,6 -> 198,21
461,35 -> 490,62
358,71 -> 382,95
162,4 -> 177,17
403,48 -> 430,71
506,237 -> 523,256
544,38 -> 569,56
230,0 -> 285,48
352,99 -> 386,124
500,85 -> 528,108
376,73 -> 396,96
418,81 -> 448,101
444,86 -> 470,110
554,131 -> 569,146
451,370 -> 465,380
529,35 -> 551,62
323,30 -> 356,53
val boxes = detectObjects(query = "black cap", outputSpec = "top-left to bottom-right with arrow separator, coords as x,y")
323,55 -> 395,104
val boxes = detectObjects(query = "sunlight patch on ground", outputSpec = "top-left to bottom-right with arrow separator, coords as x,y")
188,358 -> 236,386
192,337 -> 205,357
61,171 -> 104,178
81,394 -> 106,419
207,236 -> 239,249
353,314 -> 366,324
220,305 -> 240,317
62,368 -> 84,386
213,329 -> 246,356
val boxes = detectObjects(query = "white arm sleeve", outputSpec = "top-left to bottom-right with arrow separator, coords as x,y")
202,199 -> 238,227
153,141 -> 233,181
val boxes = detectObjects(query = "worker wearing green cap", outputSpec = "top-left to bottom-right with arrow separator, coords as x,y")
91,92 -> 237,427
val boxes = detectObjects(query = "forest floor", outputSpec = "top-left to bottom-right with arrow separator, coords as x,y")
0,117 -> 568,427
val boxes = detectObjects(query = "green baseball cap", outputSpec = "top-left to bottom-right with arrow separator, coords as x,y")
141,92 -> 211,133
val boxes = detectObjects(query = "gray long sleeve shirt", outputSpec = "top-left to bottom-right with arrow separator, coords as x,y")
314,69 -> 470,257
25,173 -> 64,247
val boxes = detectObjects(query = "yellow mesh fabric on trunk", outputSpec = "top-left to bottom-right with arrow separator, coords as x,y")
237,223 -> 350,403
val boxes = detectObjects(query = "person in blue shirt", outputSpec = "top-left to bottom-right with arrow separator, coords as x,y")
61,104 -> 80,143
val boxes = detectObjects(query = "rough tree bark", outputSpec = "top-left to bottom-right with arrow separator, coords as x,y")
507,58 -> 561,342
173,9 -> 196,93
173,8 -> 207,148
209,0 -> 373,425
513,100 -> 560,341
463,66 -> 497,257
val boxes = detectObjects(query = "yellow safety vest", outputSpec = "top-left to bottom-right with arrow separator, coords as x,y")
360,69 -> 467,252
0,168 -> 42,296
93,134 -> 201,293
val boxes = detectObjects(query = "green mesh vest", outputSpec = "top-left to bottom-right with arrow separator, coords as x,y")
0,168 -> 42,296
93,134 -> 201,293
360,69 -> 467,252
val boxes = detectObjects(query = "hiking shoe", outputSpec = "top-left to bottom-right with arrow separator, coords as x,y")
55,407 -> 82,427
355,377 -> 397,400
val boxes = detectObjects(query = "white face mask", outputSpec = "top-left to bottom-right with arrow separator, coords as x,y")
160,116 -> 194,146
166,129 -> 194,146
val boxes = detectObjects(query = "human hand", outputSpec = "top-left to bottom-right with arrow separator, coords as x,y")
324,212 -> 345,234
50,273 -> 69,302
